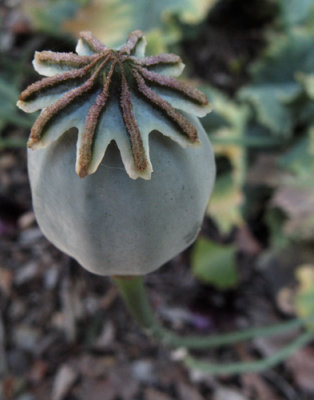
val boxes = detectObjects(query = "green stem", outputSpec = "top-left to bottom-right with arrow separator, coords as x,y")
183,330 -> 314,376
113,276 -> 314,375
113,276 -> 158,333
210,135 -> 283,148
0,138 -> 27,150
112,276 -> 313,349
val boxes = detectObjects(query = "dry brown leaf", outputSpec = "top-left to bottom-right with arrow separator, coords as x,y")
28,359 -> 49,383
247,155 -> 287,187
108,365 -> 139,400
0,267 -> 13,297
254,328 -> 299,358
0,311 -> 7,376
52,364 -> 78,400
145,388 -> 173,400
241,373 -> 282,400
177,382 -> 205,400
72,378 -> 117,400
17,211 -> 35,230
286,347 -> 314,392
235,224 -> 262,255
272,185 -> 314,240
93,321 -> 115,349
213,387 -> 248,400
77,354 -> 116,379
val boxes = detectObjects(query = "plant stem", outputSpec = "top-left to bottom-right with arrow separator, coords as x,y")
0,138 -> 27,149
211,135 -> 283,148
183,330 -> 314,375
112,276 -> 313,349
113,276 -> 314,375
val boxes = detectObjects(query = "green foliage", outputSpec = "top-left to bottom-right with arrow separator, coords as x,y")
0,36 -> 39,141
279,132 -> 314,177
275,132 -> 314,241
3,0 -> 314,376
6,0 -> 314,284
191,238 -> 238,289
223,1 -> 314,251
298,72 -> 314,98
0,78 -> 34,131
201,87 -> 250,232
295,265 -> 314,322
239,31 -> 314,136
22,0 -> 88,35
279,0 -> 314,29
24,0 -> 218,50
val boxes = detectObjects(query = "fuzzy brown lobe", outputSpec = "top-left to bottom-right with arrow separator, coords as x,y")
35,51 -> 94,68
77,59 -> 116,177
79,31 -> 107,53
18,30 -> 209,178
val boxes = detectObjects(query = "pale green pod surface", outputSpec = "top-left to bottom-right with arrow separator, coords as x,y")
28,121 -> 215,275
18,30 -> 216,276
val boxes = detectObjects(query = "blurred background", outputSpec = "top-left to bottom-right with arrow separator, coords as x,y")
1,0 -> 314,399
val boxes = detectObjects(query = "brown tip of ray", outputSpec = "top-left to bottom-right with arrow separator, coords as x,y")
119,63 -> 148,172
133,69 -> 198,143
121,30 -> 145,55
35,51 -> 94,68
35,50 -> 94,68
27,137 -> 36,149
76,60 -> 117,178
79,31 -> 108,53
77,143 -> 91,178
139,67 -> 208,105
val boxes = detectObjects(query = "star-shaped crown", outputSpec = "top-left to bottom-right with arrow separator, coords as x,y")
17,30 -> 211,179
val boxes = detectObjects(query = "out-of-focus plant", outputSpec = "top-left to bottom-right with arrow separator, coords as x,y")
201,87 -> 249,234
238,0 -> 314,250
1,0 -> 312,379
190,0 -> 314,291
22,0 -> 219,53
21,0 -> 89,37
0,37 -> 37,148
191,237 -> 238,289
295,265 -> 314,323
15,27 -> 314,378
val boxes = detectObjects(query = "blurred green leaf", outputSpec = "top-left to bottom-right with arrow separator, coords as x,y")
279,0 -> 314,28
22,0 -> 87,35
22,0 -> 219,48
269,130 -> 314,241
239,31 -> 314,136
239,85 -> 297,136
295,265 -> 314,323
279,130 -> 314,177
202,86 -> 250,233
191,238 -> 238,289
0,77 -> 34,130
265,208 -> 290,250
209,174 -> 244,234
297,72 -> 314,98
202,86 -> 249,182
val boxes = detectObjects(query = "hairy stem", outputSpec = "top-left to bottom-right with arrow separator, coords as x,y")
184,331 -> 314,375
112,276 -> 314,358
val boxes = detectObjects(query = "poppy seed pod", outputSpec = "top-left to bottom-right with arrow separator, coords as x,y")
17,30 -> 216,276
